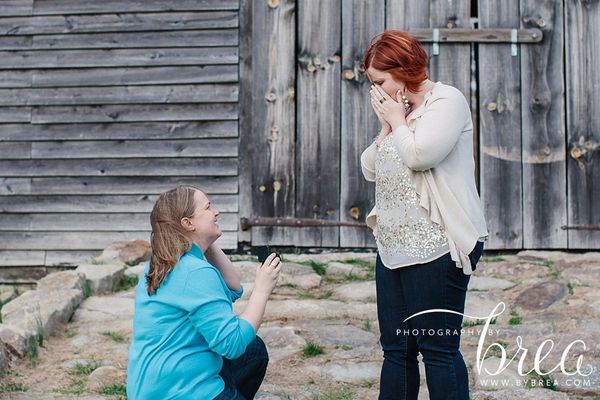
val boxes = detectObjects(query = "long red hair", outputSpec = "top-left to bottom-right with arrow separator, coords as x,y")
362,30 -> 429,93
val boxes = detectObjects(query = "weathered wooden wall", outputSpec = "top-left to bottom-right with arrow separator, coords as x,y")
0,0 -> 241,277
240,0 -> 600,250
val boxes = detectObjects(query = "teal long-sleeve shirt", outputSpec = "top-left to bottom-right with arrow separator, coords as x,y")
127,243 -> 255,400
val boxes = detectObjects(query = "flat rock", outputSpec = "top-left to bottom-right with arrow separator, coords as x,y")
72,296 -> 134,323
516,251 -> 570,264
561,266 -> 600,286
311,362 -> 380,383
554,361 -> 600,395
278,263 -> 322,290
473,356 -> 522,390
472,388 -> 569,399
326,262 -> 371,278
87,365 -> 127,391
0,323 -> 35,358
75,263 -> 126,294
234,299 -> 377,320
333,281 -> 376,302
1,288 -> 83,336
258,326 -> 306,363
469,276 -> 516,291
95,239 -> 151,266
515,281 -> 566,310
283,252 -> 376,264
297,320 -> 377,348
464,292 -> 507,324
36,271 -> 86,292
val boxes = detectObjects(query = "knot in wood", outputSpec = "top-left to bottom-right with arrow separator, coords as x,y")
486,102 -> 497,111
273,180 -> 282,192
267,0 -> 279,9
265,91 -> 277,102
343,69 -> 355,80
349,207 -> 361,220
571,146 -> 582,159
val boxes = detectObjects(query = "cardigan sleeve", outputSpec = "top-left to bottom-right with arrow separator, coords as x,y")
390,94 -> 469,171
360,141 -> 378,182
183,267 -> 256,360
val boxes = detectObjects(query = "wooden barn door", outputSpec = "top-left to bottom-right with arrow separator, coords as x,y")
240,0 -> 600,250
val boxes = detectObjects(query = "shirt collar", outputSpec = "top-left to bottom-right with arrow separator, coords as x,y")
187,242 -> 206,260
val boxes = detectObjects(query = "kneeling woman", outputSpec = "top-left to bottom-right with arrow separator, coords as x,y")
127,186 -> 281,399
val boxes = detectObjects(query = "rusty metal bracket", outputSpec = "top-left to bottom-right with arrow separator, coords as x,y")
240,217 -> 367,231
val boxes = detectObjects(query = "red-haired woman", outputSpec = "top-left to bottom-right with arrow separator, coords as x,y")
360,30 -> 488,399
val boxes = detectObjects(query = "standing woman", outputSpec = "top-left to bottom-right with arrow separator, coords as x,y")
127,186 -> 281,399
360,31 -> 488,400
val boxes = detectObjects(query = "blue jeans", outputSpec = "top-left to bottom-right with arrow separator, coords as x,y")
375,242 -> 484,400
213,336 -> 269,400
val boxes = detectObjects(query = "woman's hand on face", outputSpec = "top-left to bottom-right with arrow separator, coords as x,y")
254,253 -> 281,297
370,85 -> 407,131
369,91 -> 392,134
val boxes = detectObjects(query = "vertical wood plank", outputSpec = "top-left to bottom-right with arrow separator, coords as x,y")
339,0 -> 384,247
295,0 -> 341,247
429,0 -> 471,98
565,0 -> 600,249
520,0 -> 567,248
243,0 -> 296,245
386,0 -> 431,54
478,0 -> 523,249
238,0 -> 253,243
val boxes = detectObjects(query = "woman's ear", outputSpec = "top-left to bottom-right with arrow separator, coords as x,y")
180,217 -> 195,232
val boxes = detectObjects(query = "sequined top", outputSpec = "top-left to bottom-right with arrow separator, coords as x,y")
371,135 -> 449,268
360,82 -> 488,274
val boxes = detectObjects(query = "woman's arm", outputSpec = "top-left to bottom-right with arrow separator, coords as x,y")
390,95 -> 469,171
204,243 -> 241,292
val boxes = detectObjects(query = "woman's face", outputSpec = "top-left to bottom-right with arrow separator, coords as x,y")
366,66 -> 405,100
183,190 -> 221,246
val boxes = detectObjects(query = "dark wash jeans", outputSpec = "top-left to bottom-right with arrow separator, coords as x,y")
376,241 -> 484,400
213,336 -> 269,400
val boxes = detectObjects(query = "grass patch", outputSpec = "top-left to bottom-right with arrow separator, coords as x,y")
27,340 -> 38,368
340,345 -> 353,351
463,317 -> 497,327
82,279 -> 92,298
70,360 -> 100,376
306,261 -> 327,276
508,308 -> 522,325
313,387 -> 355,400
0,300 -> 3,323
362,320 -> 372,332
115,275 -> 139,292
481,255 -> 504,263
526,371 -> 557,391
283,283 -> 297,289
101,331 -> 126,343
302,341 -> 325,358
4,382 -> 29,392
485,340 -> 509,359
59,378 -> 86,395
343,259 -> 373,268
98,383 -> 127,396
34,314 -> 44,347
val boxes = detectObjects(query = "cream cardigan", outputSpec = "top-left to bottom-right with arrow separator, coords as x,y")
361,82 -> 488,274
